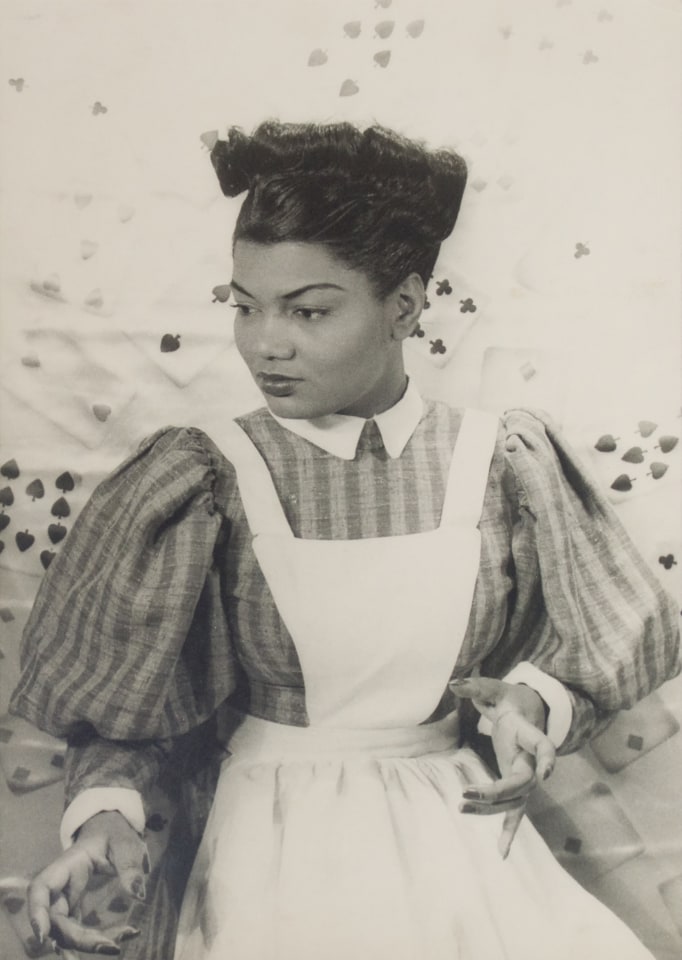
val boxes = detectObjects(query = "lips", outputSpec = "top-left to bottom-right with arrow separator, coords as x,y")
257,372 -> 301,397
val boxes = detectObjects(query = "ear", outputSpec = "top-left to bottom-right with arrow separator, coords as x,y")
387,273 -> 425,341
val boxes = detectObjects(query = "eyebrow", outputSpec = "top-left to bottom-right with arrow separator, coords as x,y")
229,280 -> 346,300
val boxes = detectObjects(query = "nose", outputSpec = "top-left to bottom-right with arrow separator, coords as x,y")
255,311 -> 295,361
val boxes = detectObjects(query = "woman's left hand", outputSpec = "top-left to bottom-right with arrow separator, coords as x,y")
450,677 -> 556,859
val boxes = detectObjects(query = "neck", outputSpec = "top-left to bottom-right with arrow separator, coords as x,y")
339,370 -> 409,419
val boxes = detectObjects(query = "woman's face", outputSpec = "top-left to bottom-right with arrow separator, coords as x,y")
230,240 -> 410,419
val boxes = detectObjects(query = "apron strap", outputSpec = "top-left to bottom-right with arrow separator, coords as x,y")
218,420 -> 294,538
440,409 -> 500,526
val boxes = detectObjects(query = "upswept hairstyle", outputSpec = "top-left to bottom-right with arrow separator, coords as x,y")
210,120 -> 467,296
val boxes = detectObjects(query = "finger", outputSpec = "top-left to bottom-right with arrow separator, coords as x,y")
50,911 -> 121,955
461,768 -> 535,805
466,734 -> 537,806
50,894 -> 121,955
534,737 -> 555,782
491,710 -> 547,772
63,856 -> 93,912
499,805 -> 526,859
459,796 -> 526,816
28,889 -> 52,946
28,854 -> 83,944
514,718 -> 556,781
52,919 -> 139,953
107,924 -> 141,945
108,833 -> 149,901
449,677 -> 507,711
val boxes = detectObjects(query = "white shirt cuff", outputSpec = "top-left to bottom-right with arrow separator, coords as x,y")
60,787 -> 146,849
476,661 -> 573,748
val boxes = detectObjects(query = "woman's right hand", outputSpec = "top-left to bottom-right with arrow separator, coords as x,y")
28,810 -> 149,956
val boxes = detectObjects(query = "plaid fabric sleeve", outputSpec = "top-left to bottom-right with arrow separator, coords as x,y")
497,408 -> 680,755
63,710 -> 223,806
10,426 -> 238,741
63,736 -> 172,808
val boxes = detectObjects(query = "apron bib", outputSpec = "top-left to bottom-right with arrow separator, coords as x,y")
220,408 -> 499,727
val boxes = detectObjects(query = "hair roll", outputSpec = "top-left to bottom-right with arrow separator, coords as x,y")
210,120 -> 467,293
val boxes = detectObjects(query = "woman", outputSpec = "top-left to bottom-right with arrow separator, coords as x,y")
10,121 -> 679,959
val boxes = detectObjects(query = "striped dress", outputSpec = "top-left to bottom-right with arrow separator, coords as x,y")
10,401 -> 680,958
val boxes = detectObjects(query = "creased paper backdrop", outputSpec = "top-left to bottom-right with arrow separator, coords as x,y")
1,1 -> 681,958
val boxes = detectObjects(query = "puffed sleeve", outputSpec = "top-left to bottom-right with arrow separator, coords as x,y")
9,427 -> 238,741
483,408 -> 680,755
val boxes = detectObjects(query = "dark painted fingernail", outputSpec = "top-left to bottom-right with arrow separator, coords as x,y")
460,803 -> 476,814
542,765 -> 553,781
95,945 -> 121,956
116,927 -> 141,943
30,919 -> 43,945
142,851 -> 151,873
463,789 -> 482,801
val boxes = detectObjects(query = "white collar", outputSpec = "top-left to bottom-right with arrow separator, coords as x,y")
271,380 -> 424,460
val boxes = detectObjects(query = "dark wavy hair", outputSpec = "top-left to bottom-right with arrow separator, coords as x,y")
210,120 -> 467,296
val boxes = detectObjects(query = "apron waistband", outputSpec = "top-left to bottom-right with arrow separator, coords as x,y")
224,710 -> 461,762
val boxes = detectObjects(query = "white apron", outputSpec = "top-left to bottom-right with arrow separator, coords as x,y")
174,410 -> 652,960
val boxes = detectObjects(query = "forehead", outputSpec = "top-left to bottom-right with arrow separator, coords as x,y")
231,240 -> 373,297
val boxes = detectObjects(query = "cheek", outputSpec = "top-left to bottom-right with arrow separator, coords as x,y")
346,318 -> 390,367
330,310 -> 388,358
308,334 -> 374,381
233,319 -> 253,360
320,332 -> 387,394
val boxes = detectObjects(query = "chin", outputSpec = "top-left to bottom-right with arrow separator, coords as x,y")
263,394 -> 329,420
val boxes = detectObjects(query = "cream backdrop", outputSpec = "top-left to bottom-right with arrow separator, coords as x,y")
0,1 -> 681,957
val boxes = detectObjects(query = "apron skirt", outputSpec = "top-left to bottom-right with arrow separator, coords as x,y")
174,712 -> 652,960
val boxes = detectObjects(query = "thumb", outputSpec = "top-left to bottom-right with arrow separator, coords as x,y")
108,829 -> 150,901
450,677 -> 508,718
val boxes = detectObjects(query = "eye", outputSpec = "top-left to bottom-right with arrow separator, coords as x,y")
230,303 -> 257,318
293,307 -> 328,321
